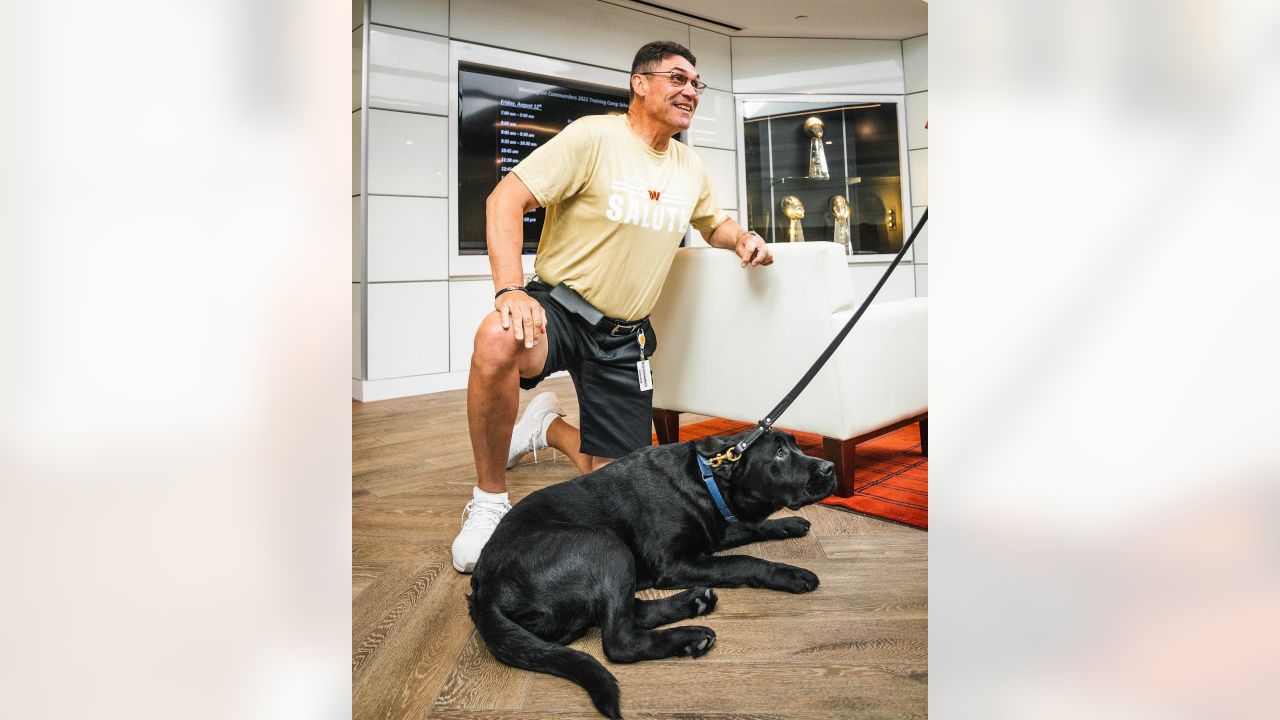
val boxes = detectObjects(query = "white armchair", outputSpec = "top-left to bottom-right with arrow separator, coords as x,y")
649,242 -> 927,496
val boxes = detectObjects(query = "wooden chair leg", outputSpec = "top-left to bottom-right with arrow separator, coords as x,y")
652,408 -> 681,445
822,436 -> 857,497
919,418 -> 928,457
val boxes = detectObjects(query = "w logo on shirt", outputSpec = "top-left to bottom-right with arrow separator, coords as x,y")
647,189 -> 662,202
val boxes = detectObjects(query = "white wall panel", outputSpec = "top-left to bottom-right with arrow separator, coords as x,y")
448,279 -> 497,372
367,196 -> 448,281
450,0 -> 688,72
684,231 -> 708,248
689,27 -> 731,91
911,205 -> 928,264
352,110 -> 362,195
906,91 -> 928,150
368,26 -> 449,115
367,110 -> 448,196
353,284 -> 364,379
909,148 -> 928,206
732,38 -> 904,95
688,88 -> 734,151
692,146 -> 738,211
353,28 -> 363,111
914,264 -> 928,297
372,0 -> 448,35
849,263 -> 916,305
353,196 -> 364,282
367,281 -> 450,379
903,35 -> 928,94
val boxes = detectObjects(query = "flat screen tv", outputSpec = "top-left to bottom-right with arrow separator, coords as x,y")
457,64 -> 630,255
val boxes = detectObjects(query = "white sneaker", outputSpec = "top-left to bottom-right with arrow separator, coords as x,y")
451,487 -> 511,573
507,392 -> 565,468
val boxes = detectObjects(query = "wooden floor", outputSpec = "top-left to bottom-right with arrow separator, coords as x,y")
354,376 -> 927,719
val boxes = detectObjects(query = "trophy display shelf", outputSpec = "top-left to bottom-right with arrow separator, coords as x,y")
741,99 -> 908,258
770,175 -> 861,188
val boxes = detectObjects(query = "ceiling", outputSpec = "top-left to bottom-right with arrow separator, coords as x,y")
610,0 -> 928,41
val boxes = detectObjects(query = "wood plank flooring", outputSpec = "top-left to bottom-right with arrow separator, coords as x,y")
353,377 -> 927,719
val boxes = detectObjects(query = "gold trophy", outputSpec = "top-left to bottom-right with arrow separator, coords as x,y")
803,116 -> 829,179
781,195 -> 806,242
830,195 -> 852,254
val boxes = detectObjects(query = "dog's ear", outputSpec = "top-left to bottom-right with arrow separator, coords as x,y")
692,428 -> 756,459
692,429 -> 760,484
692,434 -> 735,459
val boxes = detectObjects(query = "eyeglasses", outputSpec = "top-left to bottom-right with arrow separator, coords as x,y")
638,70 -> 708,95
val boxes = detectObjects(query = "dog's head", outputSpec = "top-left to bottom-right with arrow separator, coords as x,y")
693,429 -> 836,522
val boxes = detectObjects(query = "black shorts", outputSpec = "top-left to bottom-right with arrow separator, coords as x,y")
518,281 -> 658,459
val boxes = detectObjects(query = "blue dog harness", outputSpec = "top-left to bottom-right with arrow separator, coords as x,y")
695,453 -> 737,523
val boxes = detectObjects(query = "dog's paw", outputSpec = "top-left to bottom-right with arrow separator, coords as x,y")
770,516 -> 811,538
672,625 -> 717,658
690,587 -> 717,617
771,565 -> 820,593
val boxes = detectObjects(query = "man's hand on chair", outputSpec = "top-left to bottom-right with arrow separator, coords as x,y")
734,230 -> 773,268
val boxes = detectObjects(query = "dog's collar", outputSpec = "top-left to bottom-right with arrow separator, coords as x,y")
696,454 -> 737,523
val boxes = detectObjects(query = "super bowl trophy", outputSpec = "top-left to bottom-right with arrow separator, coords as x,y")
781,195 -> 806,242
803,116 -> 829,179
830,195 -> 852,254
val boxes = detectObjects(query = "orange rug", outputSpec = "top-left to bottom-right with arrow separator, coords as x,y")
655,418 -> 928,530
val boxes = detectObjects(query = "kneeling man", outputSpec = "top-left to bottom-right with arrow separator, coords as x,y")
452,40 -> 773,572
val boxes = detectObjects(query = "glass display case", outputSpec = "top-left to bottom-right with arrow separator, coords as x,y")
738,96 -> 911,259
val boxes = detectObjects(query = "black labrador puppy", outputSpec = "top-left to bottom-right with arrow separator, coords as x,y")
468,429 -> 836,719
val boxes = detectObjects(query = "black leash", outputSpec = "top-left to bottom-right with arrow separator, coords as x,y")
707,208 -> 928,468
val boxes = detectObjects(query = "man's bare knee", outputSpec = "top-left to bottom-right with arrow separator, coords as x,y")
472,312 -> 549,380
471,314 -> 520,370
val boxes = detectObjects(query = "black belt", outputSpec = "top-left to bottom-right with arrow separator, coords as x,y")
545,281 -> 647,336
596,317 -> 646,336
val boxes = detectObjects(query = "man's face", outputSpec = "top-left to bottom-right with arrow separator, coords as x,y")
635,55 -> 700,133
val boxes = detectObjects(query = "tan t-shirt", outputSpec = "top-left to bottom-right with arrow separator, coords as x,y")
512,114 -> 728,321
